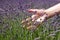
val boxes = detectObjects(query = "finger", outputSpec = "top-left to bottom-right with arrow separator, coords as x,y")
35,15 -> 47,24
31,14 -> 40,21
22,21 -> 31,28
21,19 -> 27,28
24,14 -> 39,22
21,19 -> 26,24
25,17 -> 32,22
27,25 -> 37,31
27,22 -> 31,26
21,18 -> 31,28
27,9 -> 40,14
27,9 -> 45,14
21,17 -> 32,24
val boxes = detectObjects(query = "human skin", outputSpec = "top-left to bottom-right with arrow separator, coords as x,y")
22,3 -> 60,30
45,3 -> 60,19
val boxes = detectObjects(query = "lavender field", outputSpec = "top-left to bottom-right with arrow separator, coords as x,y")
0,0 -> 60,40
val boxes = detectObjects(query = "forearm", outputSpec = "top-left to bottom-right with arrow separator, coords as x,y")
45,3 -> 60,19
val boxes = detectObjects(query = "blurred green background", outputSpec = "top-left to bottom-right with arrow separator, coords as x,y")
0,0 -> 60,40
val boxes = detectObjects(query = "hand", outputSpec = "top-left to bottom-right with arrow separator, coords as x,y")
21,9 -> 47,31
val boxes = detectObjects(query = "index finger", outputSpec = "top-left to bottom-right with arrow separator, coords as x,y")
27,9 -> 45,14
27,9 -> 40,14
